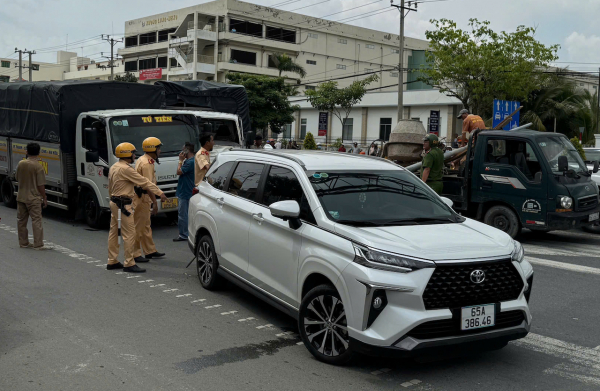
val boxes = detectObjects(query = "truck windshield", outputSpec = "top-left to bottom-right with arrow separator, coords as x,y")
308,170 -> 458,226
197,117 -> 240,146
537,136 -> 588,174
109,114 -> 199,157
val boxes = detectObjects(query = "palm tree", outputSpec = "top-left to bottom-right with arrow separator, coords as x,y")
271,53 -> 307,78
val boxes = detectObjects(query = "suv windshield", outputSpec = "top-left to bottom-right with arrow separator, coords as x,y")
308,170 -> 458,226
109,114 -> 199,157
537,136 -> 588,174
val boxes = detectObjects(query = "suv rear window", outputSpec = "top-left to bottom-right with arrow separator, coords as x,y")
228,162 -> 265,201
207,161 -> 235,190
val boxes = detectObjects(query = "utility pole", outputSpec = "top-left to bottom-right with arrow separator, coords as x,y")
390,1 -> 417,121
23,49 -> 36,81
101,35 -> 123,81
14,48 -> 23,81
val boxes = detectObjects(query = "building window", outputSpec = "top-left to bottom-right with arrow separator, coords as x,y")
594,86 -> 598,90
139,32 -> 157,45
1,61 -> 10,68
125,36 -> 138,47
282,124 -> 292,139
392,49 -> 400,54
364,68 -> 373,72
308,33 -> 318,39
124,61 -> 137,72
338,38 -> 347,44
170,58 -> 179,68
0,75 -> 9,82
301,119 -> 307,139
139,58 -> 157,70
580,83 -> 585,87
229,19 -> 263,38
230,49 -> 257,66
157,56 -> 168,68
342,118 -> 353,141
266,26 -> 296,43
305,85 -> 316,91
306,60 -> 317,65
379,118 -> 392,141
337,64 -> 346,70
390,72 -> 399,77
158,28 -> 177,42
366,44 -> 375,49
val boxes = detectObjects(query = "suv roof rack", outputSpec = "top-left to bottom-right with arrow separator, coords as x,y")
230,149 -> 307,169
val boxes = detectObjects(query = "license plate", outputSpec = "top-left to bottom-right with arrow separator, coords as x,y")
589,212 -> 599,222
161,198 -> 178,209
461,304 -> 495,331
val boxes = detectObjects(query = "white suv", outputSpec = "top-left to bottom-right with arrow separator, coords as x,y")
188,150 -> 534,365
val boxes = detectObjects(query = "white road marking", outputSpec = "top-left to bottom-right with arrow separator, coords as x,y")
191,299 -> 206,303
126,275 -> 141,279
525,256 -> 600,276
220,311 -> 238,315
275,331 -> 296,337
237,317 -> 256,322
525,243 -> 600,258
256,324 -> 274,329
163,289 -> 179,293
205,305 -> 222,309
95,264 -> 105,267
176,294 -> 192,298
138,280 -> 153,283
595,346 -> 600,351
296,341 -> 304,345
409,380 -> 421,385
115,272 -> 125,275
512,333 -> 600,386
87,260 -> 100,263
149,284 -> 165,288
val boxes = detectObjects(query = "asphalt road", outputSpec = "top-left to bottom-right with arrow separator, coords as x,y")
1,205 -> 600,391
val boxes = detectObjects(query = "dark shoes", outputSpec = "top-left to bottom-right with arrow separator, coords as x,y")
134,256 -> 150,263
123,265 -> 146,273
145,252 -> 165,259
107,262 -> 124,270
173,237 -> 187,242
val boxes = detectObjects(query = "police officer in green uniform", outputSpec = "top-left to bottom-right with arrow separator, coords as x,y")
420,134 -> 444,195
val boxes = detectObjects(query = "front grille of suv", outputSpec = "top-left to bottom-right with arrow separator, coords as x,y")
577,195 -> 598,211
422,259 -> 524,310
406,309 -> 525,339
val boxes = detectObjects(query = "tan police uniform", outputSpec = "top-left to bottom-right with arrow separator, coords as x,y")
194,147 -> 210,186
15,157 -> 46,248
108,160 -> 163,268
133,153 -> 159,258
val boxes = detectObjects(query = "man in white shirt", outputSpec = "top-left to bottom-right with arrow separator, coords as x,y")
274,140 -> 282,149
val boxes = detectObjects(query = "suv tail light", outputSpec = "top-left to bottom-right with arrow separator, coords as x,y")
192,187 -> 199,196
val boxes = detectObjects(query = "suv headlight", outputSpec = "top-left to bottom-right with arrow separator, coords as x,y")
558,196 -> 573,209
353,244 -> 435,273
511,240 -> 524,263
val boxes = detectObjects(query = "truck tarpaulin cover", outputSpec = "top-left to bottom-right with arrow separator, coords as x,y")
0,80 -> 165,153
155,80 -> 251,136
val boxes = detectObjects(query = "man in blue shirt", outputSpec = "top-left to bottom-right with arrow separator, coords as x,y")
173,142 -> 196,242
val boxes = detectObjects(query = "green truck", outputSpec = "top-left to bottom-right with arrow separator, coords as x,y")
440,129 -> 600,238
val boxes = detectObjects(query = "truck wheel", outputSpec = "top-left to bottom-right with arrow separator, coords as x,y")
1,177 -> 17,208
484,206 -> 521,238
582,222 -> 600,234
83,189 -> 103,229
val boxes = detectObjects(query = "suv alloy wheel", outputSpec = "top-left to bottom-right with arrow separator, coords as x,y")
196,235 -> 222,290
299,285 -> 353,365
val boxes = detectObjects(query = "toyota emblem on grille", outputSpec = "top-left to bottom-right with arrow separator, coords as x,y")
470,269 -> 486,284
585,186 -> 590,191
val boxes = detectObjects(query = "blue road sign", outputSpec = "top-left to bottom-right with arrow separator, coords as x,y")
493,99 -> 520,130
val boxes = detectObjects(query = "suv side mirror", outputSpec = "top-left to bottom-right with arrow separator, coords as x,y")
269,200 -> 302,229
84,127 -> 98,151
593,161 -> 599,174
441,196 -> 454,209
558,155 -> 568,172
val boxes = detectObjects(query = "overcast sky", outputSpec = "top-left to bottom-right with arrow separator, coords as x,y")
1,0 -> 599,74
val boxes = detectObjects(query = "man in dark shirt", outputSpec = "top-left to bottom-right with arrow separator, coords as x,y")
174,142 -> 196,242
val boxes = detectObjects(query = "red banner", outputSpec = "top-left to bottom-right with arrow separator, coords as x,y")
139,68 -> 163,81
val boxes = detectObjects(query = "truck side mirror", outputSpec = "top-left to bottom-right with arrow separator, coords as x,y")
84,128 -> 98,152
593,161 -> 599,174
558,156 -> 568,172
86,151 -> 99,163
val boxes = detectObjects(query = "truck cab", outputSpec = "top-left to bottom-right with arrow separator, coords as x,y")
187,111 -> 244,163
442,129 -> 600,237
76,109 -> 199,227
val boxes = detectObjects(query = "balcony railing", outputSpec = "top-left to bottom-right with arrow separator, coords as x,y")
188,21 -> 215,32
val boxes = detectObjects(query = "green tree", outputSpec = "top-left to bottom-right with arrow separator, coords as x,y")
305,75 -> 378,142
303,132 -> 317,150
570,137 -> 587,160
271,53 -> 307,78
419,19 -> 559,118
226,73 -> 299,134
113,72 -> 138,83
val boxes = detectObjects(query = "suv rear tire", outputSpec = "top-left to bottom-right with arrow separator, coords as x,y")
298,284 -> 354,365
484,205 -> 521,238
196,235 -> 223,290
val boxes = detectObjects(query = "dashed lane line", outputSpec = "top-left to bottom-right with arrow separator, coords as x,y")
525,256 -> 600,276
162,289 -> 180,293
256,324 -> 274,329
220,311 -> 238,315
191,299 -> 206,304
371,368 -> 391,376
205,304 -> 222,309
238,317 -> 256,322
176,293 -> 192,298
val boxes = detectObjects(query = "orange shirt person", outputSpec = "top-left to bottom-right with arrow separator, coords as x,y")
458,109 -> 486,147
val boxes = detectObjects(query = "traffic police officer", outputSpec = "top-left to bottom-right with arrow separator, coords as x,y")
133,137 -> 166,261
107,143 -> 167,273
420,134 -> 444,195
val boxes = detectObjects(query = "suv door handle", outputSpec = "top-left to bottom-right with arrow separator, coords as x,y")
216,197 -> 225,206
252,213 -> 264,223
